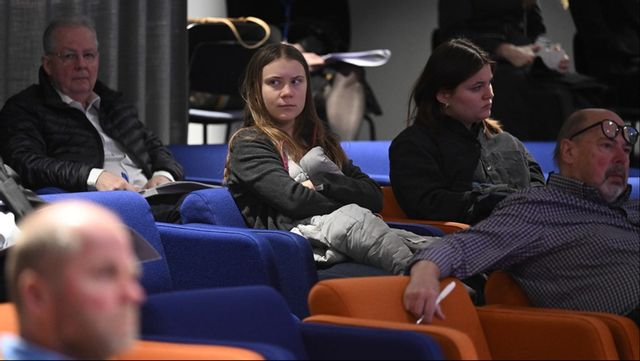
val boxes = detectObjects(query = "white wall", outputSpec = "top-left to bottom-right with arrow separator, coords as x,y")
187,0 -> 226,19
349,0 -> 437,141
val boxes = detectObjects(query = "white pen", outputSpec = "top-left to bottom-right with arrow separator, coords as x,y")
416,281 -> 456,324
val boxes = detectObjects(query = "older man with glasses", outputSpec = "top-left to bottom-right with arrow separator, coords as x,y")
403,108 -> 639,325
0,15 -> 183,221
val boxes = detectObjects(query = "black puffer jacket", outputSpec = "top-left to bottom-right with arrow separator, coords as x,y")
0,67 -> 183,191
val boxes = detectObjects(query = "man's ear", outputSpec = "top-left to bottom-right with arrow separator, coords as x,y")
19,269 -> 53,315
42,56 -> 52,76
559,138 -> 577,166
436,89 -> 451,107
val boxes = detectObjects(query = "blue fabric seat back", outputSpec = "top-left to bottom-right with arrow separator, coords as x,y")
341,140 -> 391,185
41,191 -> 173,293
168,144 -> 228,185
155,223 -> 280,292
142,286 -> 444,360
180,187 -> 248,227
178,187 -> 318,317
168,142 -> 395,186
299,322 -> 444,360
35,187 -> 67,195
183,224 -> 318,317
142,286 -> 309,359
523,141 -> 557,174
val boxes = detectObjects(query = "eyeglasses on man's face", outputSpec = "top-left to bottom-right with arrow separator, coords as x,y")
569,119 -> 638,145
48,50 -> 99,64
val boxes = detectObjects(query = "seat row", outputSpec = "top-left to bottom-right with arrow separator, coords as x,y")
5,189 -> 636,359
168,141 -> 640,199
0,190 -> 445,359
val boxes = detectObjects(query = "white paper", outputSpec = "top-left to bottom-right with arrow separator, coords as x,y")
321,49 -> 392,67
538,47 -> 566,71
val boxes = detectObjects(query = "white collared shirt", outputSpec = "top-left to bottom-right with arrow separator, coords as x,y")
54,89 -> 173,189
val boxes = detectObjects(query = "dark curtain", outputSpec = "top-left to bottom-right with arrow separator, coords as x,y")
0,0 -> 188,144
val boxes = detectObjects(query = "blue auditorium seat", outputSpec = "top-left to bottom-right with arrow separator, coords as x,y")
180,187 -> 445,283
168,141 -> 394,186
341,140 -> 391,185
168,143 -> 228,184
41,191 -> 314,318
42,191 -> 173,293
165,141 -> 637,198
142,286 -> 444,360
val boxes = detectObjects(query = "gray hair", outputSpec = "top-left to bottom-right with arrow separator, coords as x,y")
42,14 -> 99,54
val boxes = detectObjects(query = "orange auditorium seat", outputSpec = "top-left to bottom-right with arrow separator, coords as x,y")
380,186 -> 470,234
485,270 -> 640,360
306,276 -> 621,360
0,303 -> 263,360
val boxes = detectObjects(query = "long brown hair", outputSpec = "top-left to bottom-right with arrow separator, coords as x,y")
408,38 -> 502,136
224,43 -> 346,181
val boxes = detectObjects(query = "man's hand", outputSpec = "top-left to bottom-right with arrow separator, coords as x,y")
96,172 -> 139,191
302,52 -> 326,69
403,261 -> 445,324
143,175 -> 172,190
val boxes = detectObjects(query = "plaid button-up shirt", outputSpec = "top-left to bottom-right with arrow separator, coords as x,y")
409,173 -> 640,315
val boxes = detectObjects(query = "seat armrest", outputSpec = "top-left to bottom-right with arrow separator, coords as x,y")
115,340 -> 265,360
304,315 -> 476,360
180,188 -> 247,227
141,335 -> 294,360
386,221 -> 445,237
383,217 -> 470,234
477,307 -> 619,360
483,304 -> 640,360
300,317 -> 444,360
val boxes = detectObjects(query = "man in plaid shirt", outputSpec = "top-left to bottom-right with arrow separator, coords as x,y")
404,108 -> 639,324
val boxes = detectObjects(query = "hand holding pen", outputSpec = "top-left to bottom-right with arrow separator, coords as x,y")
416,281 -> 456,324
95,171 -> 139,191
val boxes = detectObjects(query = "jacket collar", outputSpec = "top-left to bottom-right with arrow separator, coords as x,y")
38,66 -> 121,110
440,115 -> 484,141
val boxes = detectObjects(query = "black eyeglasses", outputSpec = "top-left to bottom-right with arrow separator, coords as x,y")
569,119 -> 638,145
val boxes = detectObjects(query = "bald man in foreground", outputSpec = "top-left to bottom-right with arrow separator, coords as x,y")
0,200 -> 145,359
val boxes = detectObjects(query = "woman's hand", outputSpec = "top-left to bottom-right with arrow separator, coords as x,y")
301,179 -> 316,190
496,43 -> 540,68
551,44 -> 571,73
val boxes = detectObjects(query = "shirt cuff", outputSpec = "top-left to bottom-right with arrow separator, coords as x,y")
152,170 -> 175,182
87,168 -> 105,189
408,245 -> 455,278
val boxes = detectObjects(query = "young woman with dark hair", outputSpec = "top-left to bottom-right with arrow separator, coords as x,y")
390,38 -> 546,225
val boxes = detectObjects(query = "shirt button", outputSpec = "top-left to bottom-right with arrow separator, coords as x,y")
487,166 -> 492,171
